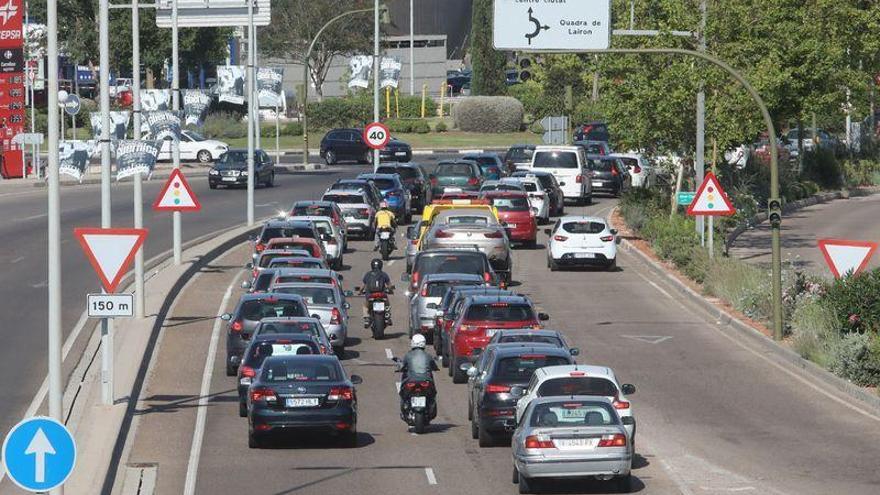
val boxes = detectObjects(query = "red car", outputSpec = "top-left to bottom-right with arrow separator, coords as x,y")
265,237 -> 326,261
483,191 -> 537,247
448,294 -> 548,383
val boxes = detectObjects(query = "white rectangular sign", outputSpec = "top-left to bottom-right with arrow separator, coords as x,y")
156,0 -> 271,28
493,0 -> 611,51
87,294 -> 134,318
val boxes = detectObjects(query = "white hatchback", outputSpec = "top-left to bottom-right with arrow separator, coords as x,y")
507,176 -> 550,224
159,130 -> 229,163
512,364 -> 637,445
546,216 -> 618,271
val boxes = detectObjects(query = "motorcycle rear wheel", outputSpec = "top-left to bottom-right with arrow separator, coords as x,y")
414,411 -> 426,434
372,314 -> 385,339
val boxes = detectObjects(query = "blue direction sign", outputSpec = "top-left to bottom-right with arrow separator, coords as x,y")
2,417 -> 76,492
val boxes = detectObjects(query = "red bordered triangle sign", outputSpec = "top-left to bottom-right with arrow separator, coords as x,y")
74,228 -> 149,293
686,172 -> 736,216
153,169 -> 201,212
818,239 -> 878,279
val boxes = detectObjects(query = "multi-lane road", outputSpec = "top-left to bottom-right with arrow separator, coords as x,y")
113,175 -> 880,494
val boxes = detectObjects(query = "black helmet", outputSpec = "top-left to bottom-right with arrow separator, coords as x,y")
371,259 -> 383,271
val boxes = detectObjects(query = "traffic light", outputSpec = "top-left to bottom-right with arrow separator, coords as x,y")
519,58 -> 532,83
768,198 -> 782,227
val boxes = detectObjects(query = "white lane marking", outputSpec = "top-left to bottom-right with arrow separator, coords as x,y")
30,280 -> 48,289
621,335 -> 672,344
658,458 -> 696,495
395,381 -> 401,393
18,212 -> 48,222
9,256 -> 24,264
646,279 -> 674,300
385,348 -> 394,360
424,467 -> 437,485
182,279 -> 237,495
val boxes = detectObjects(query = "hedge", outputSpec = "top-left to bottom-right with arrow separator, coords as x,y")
451,96 -> 524,133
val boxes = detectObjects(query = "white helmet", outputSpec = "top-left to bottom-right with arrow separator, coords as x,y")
411,334 -> 426,349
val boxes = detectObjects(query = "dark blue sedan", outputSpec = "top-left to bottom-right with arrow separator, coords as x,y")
358,173 -> 412,223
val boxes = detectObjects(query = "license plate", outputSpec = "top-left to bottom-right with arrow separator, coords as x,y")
410,396 -> 427,407
286,397 -> 319,408
344,217 -> 357,223
574,252 -> 595,258
395,151 -> 407,156
372,301 -> 386,311
444,187 -> 462,193
239,377 -> 251,386
379,231 -> 391,239
222,177 -> 237,182
555,438 -> 597,449
506,224 -> 517,228
592,181 -> 602,187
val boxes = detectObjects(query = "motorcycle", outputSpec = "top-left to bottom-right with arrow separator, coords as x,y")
377,226 -> 395,261
357,287 -> 392,339
392,357 -> 437,434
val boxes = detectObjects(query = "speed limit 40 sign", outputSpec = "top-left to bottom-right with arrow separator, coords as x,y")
363,122 -> 391,150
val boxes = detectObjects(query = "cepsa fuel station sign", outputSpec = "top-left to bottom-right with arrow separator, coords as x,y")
0,0 -> 25,179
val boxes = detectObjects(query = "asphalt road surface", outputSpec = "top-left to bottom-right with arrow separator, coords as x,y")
730,192 -> 880,277
120,187 -> 880,494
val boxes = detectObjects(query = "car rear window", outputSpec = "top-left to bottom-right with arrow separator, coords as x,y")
590,159 -> 616,172
581,143 -> 605,154
367,178 -> 396,190
534,176 -> 554,189
259,252 -> 293,268
376,166 -> 419,180
490,197 -> 530,211
530,401 -> 619,427
262,359 -> 341,382
465,303 -> 534,321
533,151 -> 578,169
268,259 -> 324,270
445,215 -> 489,226
323,194 -> 364,204
482,184 -> 522,192
273,286 -> 337,305
506,148 -> 534,162
494,355 -> 571,380
256,320 -> 322,337
426,281 -> 457,298
498,335 -> 563,346
416,254 -> 486,276
537,377 -> 618,397
240,299 -> 306,320
275,275 -> 333,285
522,182 -> 538,192
561,221 -> 605,234
292,205 -> 332,217
253,272 -> 275,291
617,157 -> 639,169
313,220 -> 333,237
245,340 -> 319,367
436,164 -> 474,176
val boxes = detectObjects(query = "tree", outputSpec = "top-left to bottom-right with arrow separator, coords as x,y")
469,0 -> 507,96
259,0 -> 374,99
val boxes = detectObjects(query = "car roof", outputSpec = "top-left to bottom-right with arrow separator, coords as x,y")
273,268 -> 337,276
323,190 -> 364,196
358,173 -> 399,181
558,215 -> 607,224
252,333 -> 319,343
272,282 -> 337,290
466,294 -> 532,305
264,219 -> 308,228
260,248 -> 306,256
490,344 -> 571,358
529,395 -> 614,407
535,364 -> 616,381
509,144 -> 536,149
416,249 -> 487,259
422,273 -> 485,283
239,293 -> 305,302
512,170 -> 552,177
263,354 -> 341,365
434,209 -> 495,220
293,200 -> 335,207
534,145 -> 580,151
259,316 -> 322,324
494,329 -> 563,338
269,256 -> 321,263
483,190 -> 528,198
289,215 -> 334,223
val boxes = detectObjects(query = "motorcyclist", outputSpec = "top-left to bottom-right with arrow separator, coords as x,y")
373,201 -> 397,251
397,334 -> 439,416
360,258 -> 393,327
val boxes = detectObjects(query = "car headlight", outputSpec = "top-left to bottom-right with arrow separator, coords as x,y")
241,171 -> 248,176
209,169 -> 219,175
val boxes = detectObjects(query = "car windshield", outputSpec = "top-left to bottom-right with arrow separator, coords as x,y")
490,197 -> 530,211
533,151 -> 579,169
506,148 -> 534,161
537,377 -> 618,397
562,221 -> 606,234
218,151 -> 247,164
186,131 -> 206,142
323,194 -> 364,204
445,216 -> 489,226
245,340 -> 318,367
465,303 -> 534,321
272,286 -> 336,305
376,166 -> 419,180
275,275 -> 333,285
494,355 -> 570,380
262,359 -> 341,382
530,401 -> 619,427
293,205 -> 332,217
581,143 -> 605,154
617,157 -> 639,169
253,272 -> 275,291
417,254 -> 485,276
256,320 -> 322,337
259,227 -> 314,243
240,299 -> 306,320
498,334 -> 563,346
436,164 -> 474,176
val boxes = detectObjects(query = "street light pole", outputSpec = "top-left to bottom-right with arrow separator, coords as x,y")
373,0 -> 380,166
99,0 -> 114,407
171,0 -> 182,264
246,0 -> 255,225
132,0 -> 145,317
409,0 -> 414,96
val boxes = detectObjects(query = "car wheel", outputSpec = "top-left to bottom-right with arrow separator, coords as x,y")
325,151 -> 337,165
607,258 -> 617,271
512,466 -> 519,484
225,362 -> 236,377
518,472 -> 534,494
238,401 -> 247,418
471,415 -> 479,439
549,257 -> 559,272
585,194 -> 593,205
266,173 -> 275,188
404,212 -> 412,225
342,430 -> 358,447
447,352 -> 455,376
247,429 -> 263,449
478,423 -> 495,447
452,358 -> 467,384
197,150 -> 212,163
615,474 -> 632,493
209,182 -> 217,190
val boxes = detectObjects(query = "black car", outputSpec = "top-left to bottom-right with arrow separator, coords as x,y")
511,170 -> 565,216
465,344 -> 575,446
209,149 -> 275,189
236,333 -> 323,417
222,293 -> 309,376
247,355 -> 362,448
320,128 -> 412,164
588,155 -> 632,197
503,145 -> 536,174
375,162 -> 432,211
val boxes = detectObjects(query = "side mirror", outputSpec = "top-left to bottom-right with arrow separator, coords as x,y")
610,229 -> 618,235
426,303 -> 439,310
466,366 -> 479,377
343,290 -> 354,298
338,274 -> 344,281
240,281 -> 252,290
322,234 -> 333,241
245,262 -> 253,269
538,312 -> 550,321
459,362 -> 473,372
311,313 -> 321,320
350,374 -> 363,385
558,181 -> 566,186
509,386 -> 524,398
343,302 -> 351,310
543,228 -> 552,235
400,273 -> 410,282
621,383 -> 636,395
569,347 -> 580,357
220,313 -> 232,321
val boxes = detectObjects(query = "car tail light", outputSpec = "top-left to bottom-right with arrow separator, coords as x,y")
250,387 -> 277,402
434,229 -> 454,238
330,308 -> 341,325
359,208 -> 370,217
600,235 -> 614,242
576,174 -> 583,183
484,231 -> 503,239
633,165 -> 642,174
430,177 -> 438,186
569,371 -> 586,377
598,434 -> 627,447
328,386 -> 353,401
467,177 -> 479,186
485,383 -> 511,394
524,435 -> 554,449
553,235 -> 568,242
457,323 -> 479,334
412,272 -> 420,284
252,268 -> 258,279
320,345 -> 328,354
611,167 -> 619,177
240,365 -> 256,378
483,272 -> 492,282
255,242 -> 265,253
231,320 -> 243,333
386,191 -> 401,197
420,285 -> 429,297
613,399 -> 630,410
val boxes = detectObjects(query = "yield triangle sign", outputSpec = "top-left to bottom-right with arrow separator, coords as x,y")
74,228 -> 148,293
152,169 -> 201,212
686,172 -> 736,216
818,239 -> 878,279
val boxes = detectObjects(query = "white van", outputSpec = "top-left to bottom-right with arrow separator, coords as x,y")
526,146 -> 592,205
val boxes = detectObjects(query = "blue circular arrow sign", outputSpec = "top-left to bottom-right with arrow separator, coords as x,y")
2,417 -> 76,492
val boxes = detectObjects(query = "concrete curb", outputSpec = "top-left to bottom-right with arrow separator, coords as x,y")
610,208 -> 880,415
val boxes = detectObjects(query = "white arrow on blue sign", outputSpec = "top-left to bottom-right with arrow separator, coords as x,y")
2,417 -> 76,492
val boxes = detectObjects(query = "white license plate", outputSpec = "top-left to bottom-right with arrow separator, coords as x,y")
344,217 -> 357,223
372,301 -> 386,311
222,177 -> 237,182
239,377 -> 252,386
379,231 -> 391,239
555,438 -> 598,449
574,252 -> 595,258
444,187 -> 462,192
410,396 -> 427,407
286,397 -> 319,408
506,224 -> 517,228
592,181 -> 602,187
395,151 -> 407,156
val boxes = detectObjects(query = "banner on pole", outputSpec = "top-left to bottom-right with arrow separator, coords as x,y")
183,90 -> 212,126
380,57 -> 402,89
59,140 -> 96,182
140,89 -> 171,111
115,140 -> 160,181
143,111 -> 181,142
257,67 -> 284,109
217,66 -> 245,105
90,111 -> 130,140
348,55 -> 372,89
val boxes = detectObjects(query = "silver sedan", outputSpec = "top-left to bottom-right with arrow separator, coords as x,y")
512,396 -> 633,493
420,210 -> 513,283
408,273 -> 486,342
269,282 -> 352,354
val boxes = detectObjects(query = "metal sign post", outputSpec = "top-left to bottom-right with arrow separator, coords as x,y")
372,0 -> 380,167
246,0 -> 255,226
132,0 -> 145,318
99,0 -> 114,406
172,0 -> 183,263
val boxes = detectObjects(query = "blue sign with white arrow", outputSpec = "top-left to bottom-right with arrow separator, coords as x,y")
2,417 -> 76,492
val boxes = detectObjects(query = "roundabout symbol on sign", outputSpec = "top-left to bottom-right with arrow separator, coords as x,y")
363,122 -> 390,150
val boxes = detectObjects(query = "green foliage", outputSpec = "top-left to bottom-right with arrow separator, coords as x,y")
385,119 -> 413,134
824,269 -> 880,334
528,121 -> 544,135
451,97 -> 524,133
202,112 -> 247,139
434,121 -> 448,133
469,0 -> 507,95
409,120 -> 431,134
842,159 -> 880,187
397,96 -> 437,119
791,297 -> 839,367
829,333 -> 880,387
306,97 -> 372,128
703,257 -> 772,322
284,122 -> 304,137
801,149 -> 843,189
